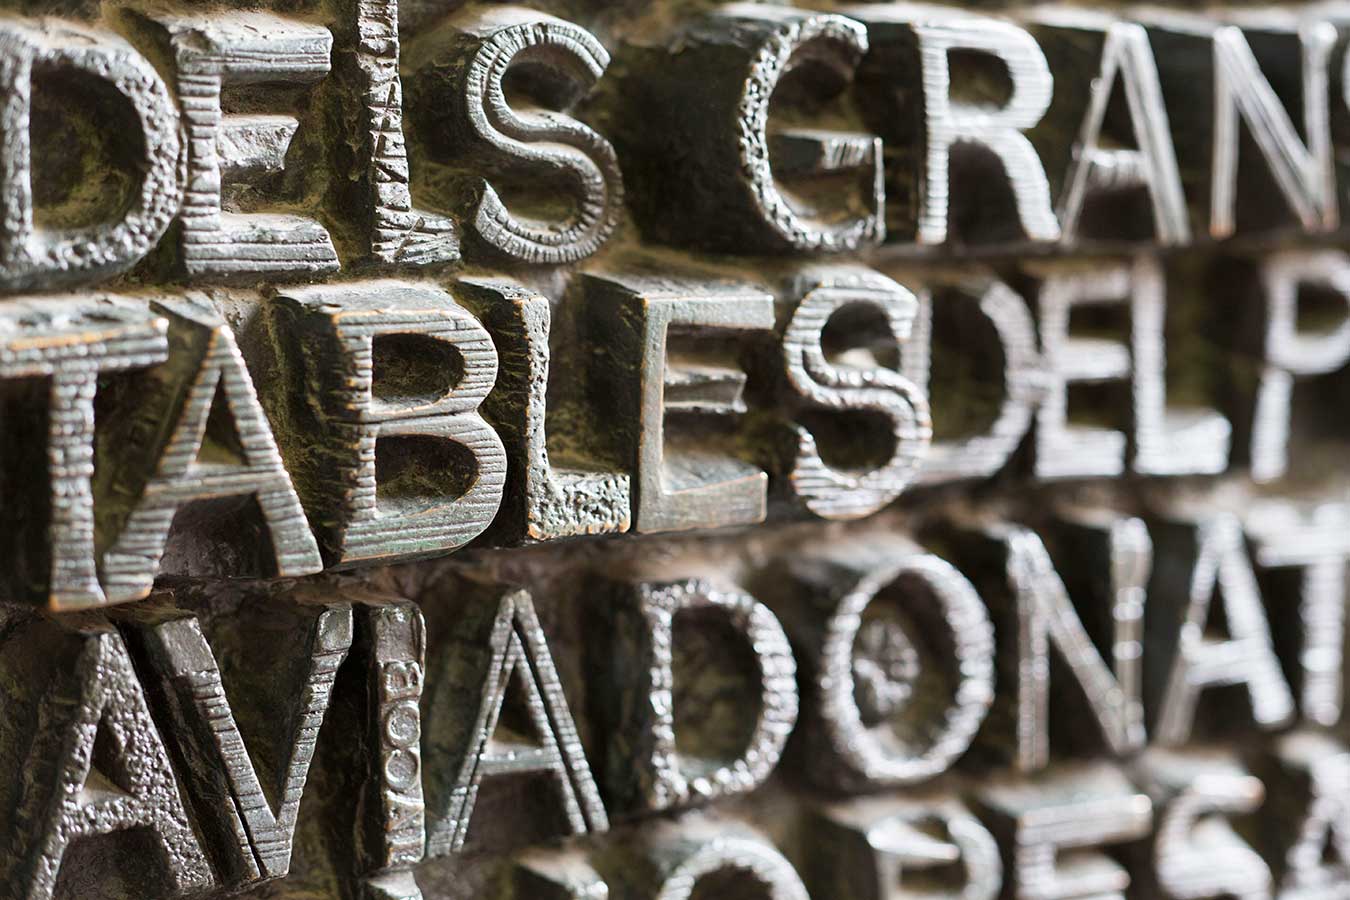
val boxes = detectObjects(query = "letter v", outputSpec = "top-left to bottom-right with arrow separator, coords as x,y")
121,602 -> 353,886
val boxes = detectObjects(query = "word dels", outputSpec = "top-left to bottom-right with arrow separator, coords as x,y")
10,2 -> 1350,291
4,505 -> 1348,898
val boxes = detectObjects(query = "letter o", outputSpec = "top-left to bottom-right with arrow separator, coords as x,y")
788,548 -> 995,790
655,835 -> 809,900
383,698 -> 421,749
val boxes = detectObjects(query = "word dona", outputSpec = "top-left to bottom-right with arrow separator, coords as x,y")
5,512 -> 1350,899
5,248 -> 1349,609
4,4 -> 1350,286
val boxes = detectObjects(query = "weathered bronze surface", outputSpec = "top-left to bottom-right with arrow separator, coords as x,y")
3,1 -> 1350,898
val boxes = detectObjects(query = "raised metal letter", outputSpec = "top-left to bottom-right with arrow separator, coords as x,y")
271,280 -> 505,566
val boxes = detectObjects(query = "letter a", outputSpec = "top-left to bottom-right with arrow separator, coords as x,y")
100,296 -> 322,602
6,618 -> 212,900
425,589 -> 607,856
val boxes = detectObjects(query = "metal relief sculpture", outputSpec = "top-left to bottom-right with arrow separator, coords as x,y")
142,11 -> 340,279
271,280 -> 504,565
98,297 -> 324,601
116,596 -> 352,886
1029,12 -> 1190,247
609,5 -> 882,254
460,277 -> 630,542
353,598 -> 428,900
0,21 -> 183,292
1245,500 -> 1350,728
595,577 -> 797,811
0,297 -> 168,609
1208,19 -> 1337,239
4,1 -> 1350,899
776,539 -> 992,789
1147,513 -> 1295,746
422,585 -> 606,857
405,9 -> 622,264
899,272 -> 1044,484
1247,250 -> 1350,482
807,793 -> 1002,900
983,518 -> 1148,771
1133,750 -> 1271,900
334,0 -> 459,268
1266,731 -> 1350,899
583,272 -> 774,533
777,266 -> 931,518
978,765 -> 1153,900
851,5 -> 1061,246
0,613 -> 213,900
641,821 -> 811,900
